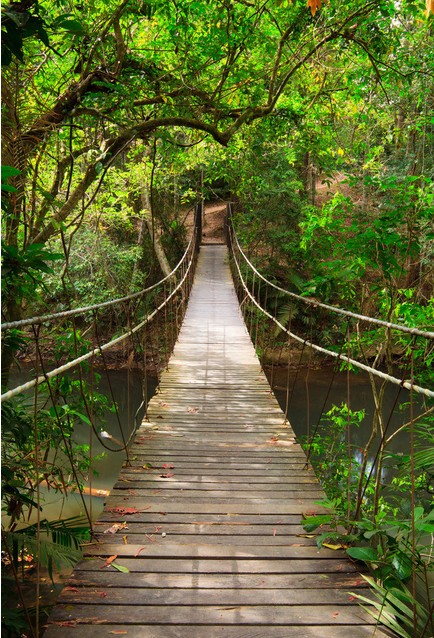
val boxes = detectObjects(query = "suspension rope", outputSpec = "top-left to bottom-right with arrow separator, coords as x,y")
1,234 -> 194,330
231,239 -> 434,399
1,232 -> 197,403
232,230 -> 434,340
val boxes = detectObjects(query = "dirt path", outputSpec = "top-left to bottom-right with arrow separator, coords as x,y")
202,202 -> 226,244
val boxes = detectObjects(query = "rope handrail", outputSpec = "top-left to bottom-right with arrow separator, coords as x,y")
232,229 -> 434,340
1,232 -> 197,403
1,234 -> 195,331
231,236 -> 434,400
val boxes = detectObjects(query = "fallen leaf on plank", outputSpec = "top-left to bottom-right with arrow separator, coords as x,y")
111,562 -> 129,573
103,522 -> 128,535
106,506 -> 151,515
160,472 -> 174,478
100,555 -> 118,569
323,542 -> 347,550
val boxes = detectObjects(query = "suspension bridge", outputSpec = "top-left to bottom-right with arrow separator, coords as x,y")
2,204 -> 433,637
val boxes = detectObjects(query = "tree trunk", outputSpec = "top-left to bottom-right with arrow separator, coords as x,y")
140,185 -> 172,278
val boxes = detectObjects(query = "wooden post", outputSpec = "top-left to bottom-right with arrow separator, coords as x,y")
225,202 -> 232,251
194,201 -> 203,252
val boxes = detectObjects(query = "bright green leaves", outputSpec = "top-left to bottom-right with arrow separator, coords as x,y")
1,243 -> 63,308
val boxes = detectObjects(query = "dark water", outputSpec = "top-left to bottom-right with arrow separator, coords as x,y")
267,365 -> 423,452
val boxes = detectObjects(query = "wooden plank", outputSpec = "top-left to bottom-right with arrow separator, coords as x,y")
102,498 -> 327,514
45,625 -> 391,638
57,587 -> 365,606
73,557 -> 360,574
82,542 -> 343,560
66,571 -> 368,589
46,245 -> 380,637
48,603 -> 377,625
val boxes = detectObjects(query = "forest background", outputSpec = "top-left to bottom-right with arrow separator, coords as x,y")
1,0 -> 433,636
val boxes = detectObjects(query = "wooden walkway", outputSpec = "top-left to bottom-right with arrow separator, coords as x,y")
45,245 -> 389,637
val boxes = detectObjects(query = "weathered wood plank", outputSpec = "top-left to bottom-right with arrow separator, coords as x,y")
66,571 -> 367,589
57,587 -> 365,606
48,603 -> 377,626
82,542 -> 343,560
45,625 -> 392,638
73,557 -> 360,574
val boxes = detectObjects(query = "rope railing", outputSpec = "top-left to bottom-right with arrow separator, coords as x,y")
228,219 -> 434,400
1,234 -> 195,331
231,227 -> 434,340
1,226 -> 199,403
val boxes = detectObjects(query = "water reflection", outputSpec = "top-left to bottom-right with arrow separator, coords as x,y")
266,365 -> 423,455
6,368 -> 157,523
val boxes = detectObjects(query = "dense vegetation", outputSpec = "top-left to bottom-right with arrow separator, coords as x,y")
1,0 -> 433,636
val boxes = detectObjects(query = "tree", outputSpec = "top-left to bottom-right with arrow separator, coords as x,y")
2,0 -> 429,377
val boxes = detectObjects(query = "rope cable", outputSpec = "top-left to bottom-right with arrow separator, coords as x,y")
232,230 -> 434,340
231,238 -> 434,399
1,234 -> 197,403
1,234 -> 194,330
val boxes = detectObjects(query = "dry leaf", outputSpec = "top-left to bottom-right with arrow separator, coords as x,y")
107,506 -> 151,515
103,522 -> 128,535
307,0 -> 322,16
100,555 -> 118,569
323,542 -> 347,550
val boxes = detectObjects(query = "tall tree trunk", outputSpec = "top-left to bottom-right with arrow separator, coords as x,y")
140,185 -> 172,278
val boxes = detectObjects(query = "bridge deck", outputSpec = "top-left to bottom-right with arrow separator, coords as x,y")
45,245 -> 388,637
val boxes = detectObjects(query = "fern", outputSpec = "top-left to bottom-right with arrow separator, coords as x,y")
350,576 -> 433,638
4,515 -> 89,581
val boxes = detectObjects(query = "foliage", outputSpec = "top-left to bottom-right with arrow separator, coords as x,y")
301,401 -> 434,637
350,576 -> 433,638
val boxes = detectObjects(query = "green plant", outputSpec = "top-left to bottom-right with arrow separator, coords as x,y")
350,576 -> 433,638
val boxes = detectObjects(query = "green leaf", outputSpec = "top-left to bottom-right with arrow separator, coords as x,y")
1,166 -> 21,179
346,546 -> 378,562
111,562 -> 129,573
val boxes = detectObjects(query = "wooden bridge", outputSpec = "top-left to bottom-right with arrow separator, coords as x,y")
45,244 -> 390,637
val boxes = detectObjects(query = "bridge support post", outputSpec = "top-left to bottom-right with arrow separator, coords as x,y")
224,202 -> 233,251
194,202 -> 203,250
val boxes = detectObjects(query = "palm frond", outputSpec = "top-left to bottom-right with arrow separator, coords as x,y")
350,576 -> 431,638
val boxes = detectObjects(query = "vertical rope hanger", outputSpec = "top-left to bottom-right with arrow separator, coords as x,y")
32,326 -> 93,530
346,321 -> 352,524
33,325 -> 41,638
